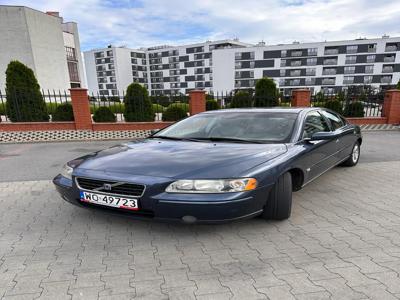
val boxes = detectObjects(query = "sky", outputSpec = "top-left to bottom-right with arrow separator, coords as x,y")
2,0 -> 400,51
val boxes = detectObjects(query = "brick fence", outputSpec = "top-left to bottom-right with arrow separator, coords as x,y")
0,89 -> 399,132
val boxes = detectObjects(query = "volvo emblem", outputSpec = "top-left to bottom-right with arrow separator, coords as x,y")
103,183 -> 112,191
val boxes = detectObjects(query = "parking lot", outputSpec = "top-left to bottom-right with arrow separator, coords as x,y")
1,131 -> 400,300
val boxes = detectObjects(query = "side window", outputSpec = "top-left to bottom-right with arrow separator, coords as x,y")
302,111 -> 330,139
321,110 -> 344,130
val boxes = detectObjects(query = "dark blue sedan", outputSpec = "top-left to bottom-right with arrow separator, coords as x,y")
53,108 -> 362,223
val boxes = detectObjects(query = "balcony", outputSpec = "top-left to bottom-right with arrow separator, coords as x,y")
381,77 -> 392,84
366,56 -> 376,63
343,79 -> 354,84
382,66 -> 394,73
385,45 -> 398,52
289,70 -> 301,76
322,69 -> 337,75
306,69 -> 316,76
345,58 -> 356,64
305,79 -> 315,85
384,56 -> 395,63
323,59 -> 337,65
291,51 -> 303,57
322,78 -> 335,85
280,60 -> 287,67
307,49 -> 318,56
289,80 -> 300,86
324,48 -> 339,55
291,60 -> 302,67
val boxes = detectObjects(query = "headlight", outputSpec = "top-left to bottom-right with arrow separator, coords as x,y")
60,164 -> 73,180
165,178 -> 257,193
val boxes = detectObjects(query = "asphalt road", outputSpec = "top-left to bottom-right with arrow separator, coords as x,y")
0,130 -> 399,182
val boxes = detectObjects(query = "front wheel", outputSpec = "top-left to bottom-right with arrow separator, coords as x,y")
341,141 -> 360,167
261,172 -> 292,220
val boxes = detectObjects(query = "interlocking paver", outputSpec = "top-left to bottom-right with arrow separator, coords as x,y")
0,160 -> 399,299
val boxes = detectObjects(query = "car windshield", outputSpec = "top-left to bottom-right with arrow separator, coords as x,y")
152,111 -> 298,143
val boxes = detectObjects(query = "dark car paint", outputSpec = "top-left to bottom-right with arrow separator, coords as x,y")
53,107 -> 362,223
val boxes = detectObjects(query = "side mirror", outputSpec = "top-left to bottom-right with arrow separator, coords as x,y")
310,131 -> 338,141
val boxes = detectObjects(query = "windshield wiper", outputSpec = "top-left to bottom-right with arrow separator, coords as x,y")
190,137 -> 265,144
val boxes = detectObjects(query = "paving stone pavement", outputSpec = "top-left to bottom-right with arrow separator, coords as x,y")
0,161 -> 399,299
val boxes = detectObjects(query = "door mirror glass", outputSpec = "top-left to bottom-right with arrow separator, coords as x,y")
310,131 -> 339,141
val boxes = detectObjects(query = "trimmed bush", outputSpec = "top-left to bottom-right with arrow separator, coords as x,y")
52,103 -> 74,121
344,102 -> 364,117
206,99 -> 220,111
150,95 -> 171,107
124,83 -> 153,122
169,102 -> 189,112
93,107 -> 116,122
254,77 -> 279,107
5,60 -> 49,122
0,102 -> 6,116
108,96 -> 121,102
230,91 -> 252,108
152,103 -> 165,113
324,100 -> 343,114
162,105 -> 187,121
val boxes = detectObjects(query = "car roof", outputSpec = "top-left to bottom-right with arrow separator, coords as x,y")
200,107 -> 317,114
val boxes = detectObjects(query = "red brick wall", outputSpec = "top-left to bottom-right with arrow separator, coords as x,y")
291,89 -> 311,107
189,90 -> 206,115
347,117 -> 388,125
383,90 -> 400,124
70,88 -> 93,130
0,122 -> 75,131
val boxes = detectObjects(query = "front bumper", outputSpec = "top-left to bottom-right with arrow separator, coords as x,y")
53,175 -> 271,224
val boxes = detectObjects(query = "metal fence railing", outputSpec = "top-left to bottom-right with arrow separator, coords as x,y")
310,86 -> 385,117
0,89 -> 71,122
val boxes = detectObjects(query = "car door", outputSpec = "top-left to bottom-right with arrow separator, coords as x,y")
320,110 -> 355,162
298,110 -> 338,183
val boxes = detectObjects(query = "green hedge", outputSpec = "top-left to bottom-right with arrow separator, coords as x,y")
162,105 -> 187,121
168,102 -> 189,112
206,100 -> 220,111
93,107 -> 116,122
344,102 -> 364,117
52,103 -> 74,121
0,102 -> 6,115
324,100 -> 343,114
152,103 -> 165,113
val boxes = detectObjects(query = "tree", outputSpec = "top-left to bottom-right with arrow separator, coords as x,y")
254,77 -> 279,107
5,60 -> 49,122
397,80 -> 400,90
230,91 -> 252,108
123,83 -> 153,122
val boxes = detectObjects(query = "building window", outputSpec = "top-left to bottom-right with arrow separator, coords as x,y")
280,69 -> 286,76
291,50 -> 302,57
367,55 -> 376,63
307,58 -> 317,65
346,45 -> 358,54
364,75 -> 373,84
344,66 -> 355,74
381,76 -> 392,83
306,68 -> 316,76
345,55 -> 356,64
384,55 -> 395,63
323,68 -> 336,75
291,60 -> 302,67
324,47 -> 339,55
343,76 -> 354,84
95,52 -> 104,58
382,65 -> 394,73
368,44 -> 377,53
305,77 -> 315,85
235,52 -> 242,60
307,48 -> 317,56
65,47 -> 77,61
281,50 -> 287,57
385,43 -> 398,52
67,61 -> 80,83
365,65 -> 374,74
106,50 -> 113,56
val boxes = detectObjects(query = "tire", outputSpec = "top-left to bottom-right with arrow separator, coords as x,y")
261,172 -> 292,220
341,141 -> 360,167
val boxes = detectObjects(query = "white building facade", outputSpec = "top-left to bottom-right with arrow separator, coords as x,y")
85,37 -> 400,96
0,6 -> 85,91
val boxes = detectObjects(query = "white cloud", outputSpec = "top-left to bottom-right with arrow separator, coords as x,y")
2,0 -> 400,50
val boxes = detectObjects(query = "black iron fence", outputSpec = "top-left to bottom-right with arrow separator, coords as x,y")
0,88 -> 190,123
310,86 -> 384,117
0,89 -> 70,122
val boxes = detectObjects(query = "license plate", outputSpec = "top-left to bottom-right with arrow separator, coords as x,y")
80,191 -> 139,210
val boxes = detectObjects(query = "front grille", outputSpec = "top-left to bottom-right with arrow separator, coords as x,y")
76,177 -> 145,197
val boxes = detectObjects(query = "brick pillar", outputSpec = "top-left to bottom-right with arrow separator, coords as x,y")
383,89 -> 400,124
189,90 -> 206,115
291,89 -> 311,107
69,88 -> 92,130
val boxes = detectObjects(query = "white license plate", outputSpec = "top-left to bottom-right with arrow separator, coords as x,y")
80,191 -> 139,210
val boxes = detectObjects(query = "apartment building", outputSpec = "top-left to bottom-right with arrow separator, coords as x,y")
0,5 -> 85,91
84,40 -> 250,96
213,36 -> 400,94
84,36 -> 400,96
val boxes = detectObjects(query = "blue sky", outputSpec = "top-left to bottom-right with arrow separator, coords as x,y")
2,0 -> 400,51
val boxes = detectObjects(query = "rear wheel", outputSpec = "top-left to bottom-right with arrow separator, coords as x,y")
341,141 -> 360,167
261,172 -> 292,220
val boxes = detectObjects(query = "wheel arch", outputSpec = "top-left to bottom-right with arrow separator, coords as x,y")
286,168 -> 304,192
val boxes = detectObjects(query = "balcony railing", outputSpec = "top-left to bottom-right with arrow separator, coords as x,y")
291,61 -> 302,67
289,71 -> 301,76
324,49 -> 339,55
385,45 -> 398,52
382,67 -> 394,73
322,69 -> 337,75
322,79 -> 335,85
384,56 -> 395,63
324,59 -> 337,65
381,77 -> 392,84
291,51 -> 303,57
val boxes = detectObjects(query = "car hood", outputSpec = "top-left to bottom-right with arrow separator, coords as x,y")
75,139 -> 287,179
